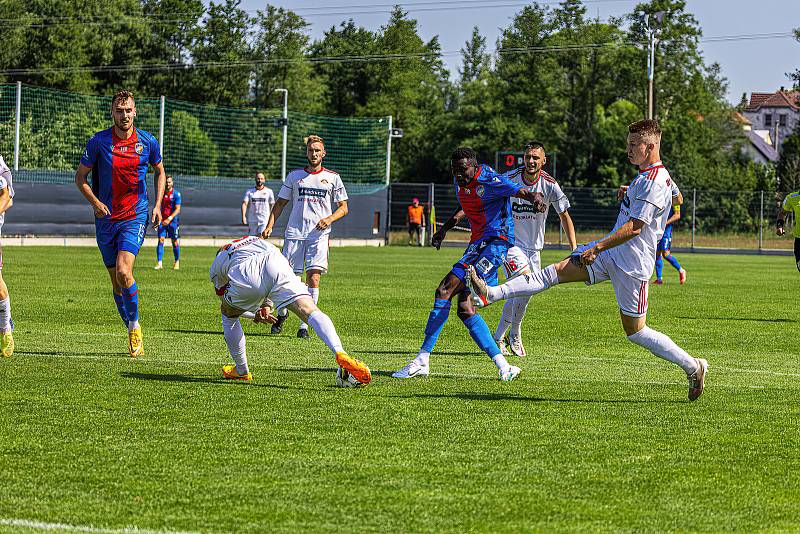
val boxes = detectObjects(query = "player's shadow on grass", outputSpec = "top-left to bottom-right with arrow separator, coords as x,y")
121,371 -> 296,390
18,350 -> 129,357
355,350 -> 478,357
409,392 -> 675,404
677,316 -> 796,323
165,328 -> 275,337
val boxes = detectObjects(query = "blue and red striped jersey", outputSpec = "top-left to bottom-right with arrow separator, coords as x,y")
161,189 -> 181,223
455,165 -> 523,243
81,127 -> 162,221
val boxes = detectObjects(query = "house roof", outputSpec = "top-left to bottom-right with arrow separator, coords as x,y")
745,130 -> 779,162
733,111 -> 752,125
745,90 -> 799,112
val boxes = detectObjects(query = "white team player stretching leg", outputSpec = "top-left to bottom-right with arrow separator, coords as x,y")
0,155 -> 14,357
210,235 -> 371,384
264,135 -> 349,339
495,141 -> 576,357
467,120 -> 707,401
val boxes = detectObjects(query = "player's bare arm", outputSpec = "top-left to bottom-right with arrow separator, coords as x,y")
777,208 -> 789,236
315,200 -> 348,231
665,206 -> 681,226
431,208 -> 465,250
0,187 -> 12,215
559,210 -> 577,250
580,218 -> 646,266
616,185 -> 629,202
263,197 -> 289,238
151,162 -> 166,228
514,189 -> 546,212
673,191 -> 684,206
75,163 -> 110,218
164,202 -> 181,226
241,199 -> 248,225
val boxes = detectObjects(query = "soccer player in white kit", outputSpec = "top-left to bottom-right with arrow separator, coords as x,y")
263,135 -> 349,339
495,141 -> 576,358
209,235 -> 371,384
0,155 -> 14,357
241,172 -> 275,236
467,120 -> 708,401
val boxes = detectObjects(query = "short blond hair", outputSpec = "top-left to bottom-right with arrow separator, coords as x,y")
111,90 -> 135,108
304,134 -> 324,147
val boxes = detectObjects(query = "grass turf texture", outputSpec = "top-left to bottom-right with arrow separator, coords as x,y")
1,246 -> 799,533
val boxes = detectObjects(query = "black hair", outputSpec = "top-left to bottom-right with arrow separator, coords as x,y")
523,140 -> 546,153
451,147 -> 477,163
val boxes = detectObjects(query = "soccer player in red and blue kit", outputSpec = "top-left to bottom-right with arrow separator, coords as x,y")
75,90 -> 166,358
392,147 -> 546,380
155,175 -> 181,271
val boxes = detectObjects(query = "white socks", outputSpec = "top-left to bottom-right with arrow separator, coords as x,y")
300,287 -> 320,330
492,354 -> 510,371
413,351 -> 430,367
306,310 -> 344,354
495,296 -> 532,340
490,264 -> 559,302
0,297 -> 11,333
222,315 -> 249,375
627,326 -> 696,374
494,300 -> 514,341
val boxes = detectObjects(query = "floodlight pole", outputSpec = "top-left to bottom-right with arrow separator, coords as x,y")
158,95 -> 165,156
385,116 -> 393,185
13,81 -> 21,170
646,11 -> 665,120
275,88 -> 288,182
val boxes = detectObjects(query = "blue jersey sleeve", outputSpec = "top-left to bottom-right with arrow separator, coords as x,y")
80,135 -> 99,168
174,191 -> 182,206
480,168 -> 523,199
149,134 -> 163,166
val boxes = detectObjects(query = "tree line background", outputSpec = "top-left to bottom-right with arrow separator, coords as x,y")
1,0 -> 798,192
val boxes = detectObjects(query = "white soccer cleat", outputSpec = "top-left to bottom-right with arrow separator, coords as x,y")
465,265 -> 490,308
499,365 -> 521,382
391,361 -> 430,379
496,337 -> 510,356
506,334 -> 527,358
687,358 -> 708,401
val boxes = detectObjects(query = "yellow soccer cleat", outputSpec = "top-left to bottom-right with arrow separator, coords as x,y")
335,351 -> 372,385
222,364 -> 253,382
173,260 -> 180,270
1,331 -> 13,358
128,328 -> 144,358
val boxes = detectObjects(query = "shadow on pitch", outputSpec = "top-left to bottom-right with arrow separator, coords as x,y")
354,350 -> 479,357
165,328 -> 275,337
120,371 -> 296,390
18,350 -> 129,357
398,391 -> 677,404
677,316 -> 796,323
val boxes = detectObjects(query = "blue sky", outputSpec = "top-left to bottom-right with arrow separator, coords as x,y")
239,0 -> 798,104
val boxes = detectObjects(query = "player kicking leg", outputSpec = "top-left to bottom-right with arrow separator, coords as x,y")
211,236 -> 370,384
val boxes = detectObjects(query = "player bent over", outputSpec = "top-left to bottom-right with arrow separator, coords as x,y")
210,235 -> 371,384
467,120 -> 708,401
0,155 -> 15,357
75,90 -> 166,358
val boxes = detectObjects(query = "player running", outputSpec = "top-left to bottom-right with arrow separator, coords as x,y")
75,90 -> 166,358
467,120 -> 708,401
263,135 -> 349,339
155,175 -> 181,270
210,235 -> 371,384
493,141 -> 576,358
241,172 -> 275,237
0,155 -> 14,357
392,147 -> 546,381
777,190 -> 800,271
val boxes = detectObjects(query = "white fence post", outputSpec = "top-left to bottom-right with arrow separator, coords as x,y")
691,188 -> 696,250
13,81 -> 21,170
759,190 -> 764,251
159,95 -> 165,156
385,116 -> 392,185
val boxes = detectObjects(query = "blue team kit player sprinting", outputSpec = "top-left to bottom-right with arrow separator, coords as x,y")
392,147 -> 546,381
75,90 -> 166,358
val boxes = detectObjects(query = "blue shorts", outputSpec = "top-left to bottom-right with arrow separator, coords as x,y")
451,237 -> 511,286
95,216 -> 148,268
657,233 -> 672,252
157,222 -> 180,241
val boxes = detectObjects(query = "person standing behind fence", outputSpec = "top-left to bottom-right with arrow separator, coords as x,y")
155,175 -> 181,271
75,89 -> 166,358
241,172 -> 275,236
777,190 -> 800,271
263,134 -> 349,339
0,155 -> 15,357
407,197 -> 425,246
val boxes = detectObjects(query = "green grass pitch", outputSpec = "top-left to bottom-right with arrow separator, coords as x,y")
1,246 -> 799,533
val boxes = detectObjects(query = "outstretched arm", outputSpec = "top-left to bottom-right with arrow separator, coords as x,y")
431,207 -> 465,250
513,189 -> 546,212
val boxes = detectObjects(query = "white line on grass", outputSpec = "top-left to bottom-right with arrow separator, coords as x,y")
0,518 -> 198,534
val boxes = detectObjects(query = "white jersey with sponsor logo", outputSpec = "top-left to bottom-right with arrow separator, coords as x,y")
278,167 -> 348,240
605,162 -> 673,280
0,155 -> 14,231
209,236 -> 277,291
243,186 -> 275,226
504,168 -> 570,251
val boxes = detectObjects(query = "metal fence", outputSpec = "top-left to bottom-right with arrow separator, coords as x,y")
388,183 -> 793,252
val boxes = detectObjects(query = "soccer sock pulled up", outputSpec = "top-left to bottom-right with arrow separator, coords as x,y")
221,314 -> 248,375
627,326 -> 697,374
0,297 -> 12,333
495,300 -> 514,341
420,298 -> 451,354
156,240 -> 165,263
665,254 -> 682,271
121,282 -> 140,330
654,256 -> 664,279
173,241 -> 181,261
306,310 -> 344,354
491,264 -> 559,302
112,292 -> 128,327
462,313 -> 505,367
300,288 -> 320,331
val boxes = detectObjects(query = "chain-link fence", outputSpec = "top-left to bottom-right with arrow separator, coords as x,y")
388,183 -> 793,251
0,83 -> 390,194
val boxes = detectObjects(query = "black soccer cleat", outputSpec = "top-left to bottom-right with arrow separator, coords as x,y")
297,327 -> 310,339
270,312 -> 288,334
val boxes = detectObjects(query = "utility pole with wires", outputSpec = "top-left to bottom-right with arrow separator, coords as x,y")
645,10 -> 666,119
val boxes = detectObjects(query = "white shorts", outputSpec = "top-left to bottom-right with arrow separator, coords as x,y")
575,243 -> 649,318
503,246 -> 540,280
283,236 -> 329,274
248,221 -> 268,237
222,251 -> 310,312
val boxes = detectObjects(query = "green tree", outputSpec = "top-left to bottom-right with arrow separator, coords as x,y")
168,110 -> 218,176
